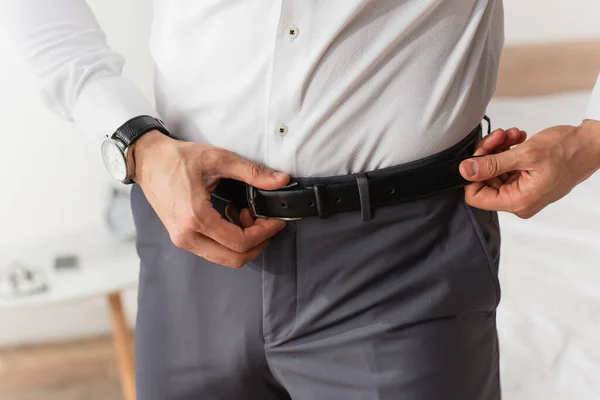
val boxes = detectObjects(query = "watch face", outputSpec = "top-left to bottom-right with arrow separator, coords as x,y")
101,139 -> 128,182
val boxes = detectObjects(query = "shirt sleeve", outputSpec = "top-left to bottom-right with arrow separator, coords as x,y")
0,0 -> 159,148
585,74 -> 600,122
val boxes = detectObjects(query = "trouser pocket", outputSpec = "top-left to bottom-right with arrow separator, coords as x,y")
461,197 -> 502,308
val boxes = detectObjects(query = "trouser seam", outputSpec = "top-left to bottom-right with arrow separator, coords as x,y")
461,195 -> 501,309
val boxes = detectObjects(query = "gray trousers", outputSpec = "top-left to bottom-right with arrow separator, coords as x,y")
131,182 -> 501,400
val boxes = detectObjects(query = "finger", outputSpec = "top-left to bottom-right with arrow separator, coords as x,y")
482,128 -> 527,154
485,177 -> 503,190
184,232 -> 271,268
476,129 -> 506,152
239,208 -> 255,229
224,203 -> 242,226
501,127 -> 519,148
474,147 -> 489,157
459,147 -> 523,182
464,174 -> 530,212
252,215 -> 287,230
464,183 -> 508,211
475,127 -> 524,155
498,128 -> 527,151
218,150 -> 290,190
505,127 -> 520,141
504,173 -> 520,185
199,204 -> 286,251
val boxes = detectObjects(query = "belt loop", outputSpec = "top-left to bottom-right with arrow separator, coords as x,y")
354,172 -> 372,221
313,184 -> 330,219
483,115 -> 492,136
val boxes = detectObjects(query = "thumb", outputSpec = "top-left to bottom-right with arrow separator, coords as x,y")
220,151 -> 290,190
459,149 -> 521,182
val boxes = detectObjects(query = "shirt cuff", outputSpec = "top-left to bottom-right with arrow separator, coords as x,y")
71,76 -> 160,149
585,74 -> 600,122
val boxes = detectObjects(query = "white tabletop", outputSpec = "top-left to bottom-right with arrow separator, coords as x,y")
0,228 -> 139,308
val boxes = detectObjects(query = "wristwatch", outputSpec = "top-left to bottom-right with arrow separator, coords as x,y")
100,115 -> 169,184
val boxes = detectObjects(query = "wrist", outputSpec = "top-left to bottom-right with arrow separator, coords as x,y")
575,119 -> 600,167
578,118 -> 600,147
131,129 -> 175,184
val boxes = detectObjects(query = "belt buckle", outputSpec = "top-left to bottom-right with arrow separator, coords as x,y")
246,182 -> 302,221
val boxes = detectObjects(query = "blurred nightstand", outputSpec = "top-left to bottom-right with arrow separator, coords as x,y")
0,228 -> 140,400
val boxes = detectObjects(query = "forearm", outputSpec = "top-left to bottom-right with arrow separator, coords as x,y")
0,0 -> 158,146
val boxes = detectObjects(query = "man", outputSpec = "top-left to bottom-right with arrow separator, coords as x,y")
2,0 -> 599,399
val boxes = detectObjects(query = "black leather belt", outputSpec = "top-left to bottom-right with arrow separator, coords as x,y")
212,122 -> 485,221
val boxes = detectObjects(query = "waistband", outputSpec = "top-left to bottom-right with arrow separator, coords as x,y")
213,121 -> 484,220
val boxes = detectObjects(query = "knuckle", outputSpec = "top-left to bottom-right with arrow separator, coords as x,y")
554,142 -> 567,161
230,238 -> 251,253
201,148 -> 226,169
249,162 -> 266,180
517,209 -> 534,220
464,194 -> 478,208
169,229 -> 189,249
513,197 -> 536,217
201,251 -> 219,265
483,157 -> 499,176
180,213 -> 201,233
229,257 -> 246,269
171,211 -> 203,249
513,200 -> 529,214
206,253 -> 245,269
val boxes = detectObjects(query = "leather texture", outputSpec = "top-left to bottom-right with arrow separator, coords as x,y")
112,115 -> 169,184
114,115 -> 169,147
213,124 -> 482,219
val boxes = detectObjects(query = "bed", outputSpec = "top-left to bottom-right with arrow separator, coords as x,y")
488,93 -> 600,399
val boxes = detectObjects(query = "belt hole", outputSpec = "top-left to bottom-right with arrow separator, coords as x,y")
308,201 -> 314,207
281,202 -> 288,208
389,188 -> 395,195
335,197 -> 342,203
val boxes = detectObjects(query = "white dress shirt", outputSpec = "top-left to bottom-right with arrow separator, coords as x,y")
586,75 -> 600,122
1,0 -> 598,176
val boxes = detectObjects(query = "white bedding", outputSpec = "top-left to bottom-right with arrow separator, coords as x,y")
488,94 -> 600,400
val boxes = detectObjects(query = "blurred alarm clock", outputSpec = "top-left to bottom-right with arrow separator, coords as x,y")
105,186 -> 136,241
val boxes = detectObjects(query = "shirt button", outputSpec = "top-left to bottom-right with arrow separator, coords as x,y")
286,25 -> 299,40
276,123 -> 289,136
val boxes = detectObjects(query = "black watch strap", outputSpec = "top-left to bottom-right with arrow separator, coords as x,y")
113,115 -> 169,147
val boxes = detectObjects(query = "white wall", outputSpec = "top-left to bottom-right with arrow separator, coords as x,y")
0,0 -> 600,346
504,0 -> 600,44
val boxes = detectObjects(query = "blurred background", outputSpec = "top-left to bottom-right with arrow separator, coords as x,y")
1,0 -> 600,399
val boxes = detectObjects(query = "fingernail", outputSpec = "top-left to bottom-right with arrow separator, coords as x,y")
462,161 -> 478,179
272,171 -> 287,180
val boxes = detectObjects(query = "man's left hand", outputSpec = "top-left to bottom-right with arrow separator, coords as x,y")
459,120 -> 600,218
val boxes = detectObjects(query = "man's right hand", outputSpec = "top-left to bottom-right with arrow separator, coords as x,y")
131,130 -> 291,268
